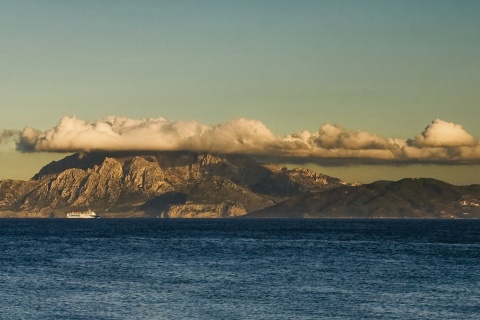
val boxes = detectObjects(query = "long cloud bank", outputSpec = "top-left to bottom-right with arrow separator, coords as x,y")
9,116 -> 480,165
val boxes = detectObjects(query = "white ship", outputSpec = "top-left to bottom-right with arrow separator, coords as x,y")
66,210 -> 99,219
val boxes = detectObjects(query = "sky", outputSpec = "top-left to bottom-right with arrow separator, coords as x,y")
1,0 -> 480,184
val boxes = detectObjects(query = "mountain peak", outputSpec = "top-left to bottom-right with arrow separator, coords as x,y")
2,152 -> 479,218
2,151 -> 345,217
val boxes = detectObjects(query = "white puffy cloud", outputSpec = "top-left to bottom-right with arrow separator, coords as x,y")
17,116 -> 276,154
280,124 -> 399,161
409,119 -> 477,147
14,116 -> 480,164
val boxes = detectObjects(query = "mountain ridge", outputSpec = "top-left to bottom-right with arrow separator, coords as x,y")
1,151 -> 479,218
246,178 -> 480,219
0,151 -> 346,217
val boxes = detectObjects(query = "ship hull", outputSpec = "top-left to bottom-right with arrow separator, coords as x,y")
66,210 -> 99,218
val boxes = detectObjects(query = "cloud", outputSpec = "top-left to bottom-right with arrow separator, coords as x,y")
409,119 -> 477,147
14,116 -> 480,165
0,129 -> 21,143
16,116 -> 276,154
0,130 -> 21,153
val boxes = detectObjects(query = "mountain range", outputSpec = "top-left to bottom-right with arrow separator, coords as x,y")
1,151 -> 479,218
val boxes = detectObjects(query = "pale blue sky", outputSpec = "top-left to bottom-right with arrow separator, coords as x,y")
1,0 -> 480,183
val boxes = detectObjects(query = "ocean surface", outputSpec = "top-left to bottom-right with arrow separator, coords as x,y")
0,219 -> 479,320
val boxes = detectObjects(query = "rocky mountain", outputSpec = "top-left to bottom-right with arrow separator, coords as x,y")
247,178 -> 480,219
0,151 -> 345,218
2,151 -> 479,219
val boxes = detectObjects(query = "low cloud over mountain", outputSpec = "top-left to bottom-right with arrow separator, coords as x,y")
6,116 -> 480,165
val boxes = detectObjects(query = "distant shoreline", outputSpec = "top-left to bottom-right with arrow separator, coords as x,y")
1,211 -> 479,220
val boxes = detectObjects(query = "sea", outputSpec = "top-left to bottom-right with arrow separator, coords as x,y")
0,219 -> 479,320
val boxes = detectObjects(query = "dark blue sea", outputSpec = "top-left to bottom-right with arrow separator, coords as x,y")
1,219 -> 479,320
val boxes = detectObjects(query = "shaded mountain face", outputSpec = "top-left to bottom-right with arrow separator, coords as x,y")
0,151 -> 345,217
247,178 -> 480,219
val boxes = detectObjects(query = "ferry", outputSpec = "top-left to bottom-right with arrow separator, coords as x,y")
66,210 -> 99,219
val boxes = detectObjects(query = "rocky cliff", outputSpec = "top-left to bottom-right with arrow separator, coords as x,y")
167,201 -> 247,218
0,151 -> 345,217
3,151 -> 478,219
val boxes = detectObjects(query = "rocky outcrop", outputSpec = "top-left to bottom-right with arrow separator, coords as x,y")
20,158 -> 124,211
156,153 -> 228,192
249,165 -> 345,197
2,151 -> 480,219
117,156 -> 174,210
123,157 -> 171,194
71,158 -> 124,209
285,167 -> 347,191
167,201 -> 247,218
35,168 -> 89,209
0,179 -> 38,210
0,151 -> 347,217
